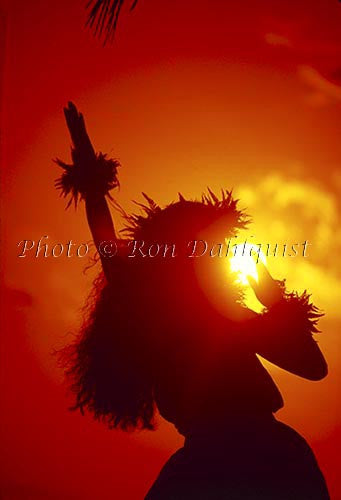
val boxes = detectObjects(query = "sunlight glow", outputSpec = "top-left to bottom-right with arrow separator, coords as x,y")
229,242 -> 267,285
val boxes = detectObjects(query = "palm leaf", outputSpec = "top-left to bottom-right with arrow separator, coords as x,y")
86,0 -> 138,43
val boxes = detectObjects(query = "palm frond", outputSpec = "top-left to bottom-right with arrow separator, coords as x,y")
86,0 -> 138,43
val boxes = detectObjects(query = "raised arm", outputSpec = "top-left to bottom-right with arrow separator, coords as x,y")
240,264 -> 328,381
55,102 -> 120,281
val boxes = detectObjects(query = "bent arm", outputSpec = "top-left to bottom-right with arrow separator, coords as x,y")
240,294 -> 328,381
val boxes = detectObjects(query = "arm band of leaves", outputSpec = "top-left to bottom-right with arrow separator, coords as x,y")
262,291 -> 323,337
55,151 -> 120,208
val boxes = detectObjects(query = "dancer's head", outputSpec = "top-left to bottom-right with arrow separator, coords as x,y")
119,190 -> 249,312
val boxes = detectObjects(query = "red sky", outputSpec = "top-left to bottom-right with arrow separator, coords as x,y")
1,0 -> 341,498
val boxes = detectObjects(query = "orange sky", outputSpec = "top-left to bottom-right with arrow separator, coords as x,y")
1,0 -> 341,498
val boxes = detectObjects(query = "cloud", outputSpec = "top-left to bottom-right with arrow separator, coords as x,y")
264,33 -> 292,48
236,174 -> 341,317
264,24 -> 341,107
298,65 -> 341,106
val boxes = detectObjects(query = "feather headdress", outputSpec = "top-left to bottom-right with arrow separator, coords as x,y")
121,189 -> 249,242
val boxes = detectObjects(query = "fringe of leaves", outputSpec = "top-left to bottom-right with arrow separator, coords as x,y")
264,290 -> 323,336
121,188 -> 249,240
55,151 -> 120,208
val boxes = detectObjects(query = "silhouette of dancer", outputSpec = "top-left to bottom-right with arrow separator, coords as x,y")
56,102 -> 330,499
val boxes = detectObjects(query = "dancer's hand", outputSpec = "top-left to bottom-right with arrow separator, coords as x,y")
248,262 -> 283,308
63,101 -> 96,162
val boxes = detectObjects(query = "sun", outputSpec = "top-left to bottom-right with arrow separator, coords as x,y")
227,242 -> 268,313
229,242 -> 267,285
